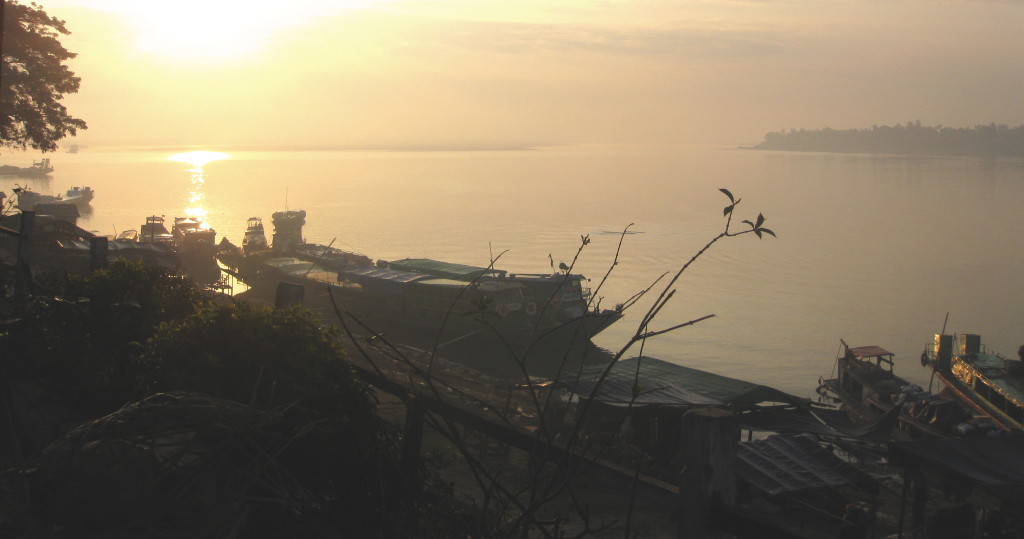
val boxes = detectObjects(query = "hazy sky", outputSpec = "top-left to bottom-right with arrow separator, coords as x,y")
38,0 -> 1024,148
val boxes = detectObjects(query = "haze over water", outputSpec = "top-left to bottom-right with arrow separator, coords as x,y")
4,0 -> 1023,398
7,144 -> 1023,399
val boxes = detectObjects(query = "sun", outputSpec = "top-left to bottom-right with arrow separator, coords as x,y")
99,1 -> 383,61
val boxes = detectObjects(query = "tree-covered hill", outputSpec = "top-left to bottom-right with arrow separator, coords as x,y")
751,122 -> 1024,157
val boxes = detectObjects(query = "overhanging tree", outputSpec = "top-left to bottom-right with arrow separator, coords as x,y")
1,0 -> 87,152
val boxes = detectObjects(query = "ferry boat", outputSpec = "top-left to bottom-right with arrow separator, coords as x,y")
219,210 -> 624,351
922,334 -> 1024,431
818,340 -> 991,440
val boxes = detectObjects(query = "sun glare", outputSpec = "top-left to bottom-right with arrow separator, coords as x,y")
168,151 -> 229,168
100,1 -> 384,61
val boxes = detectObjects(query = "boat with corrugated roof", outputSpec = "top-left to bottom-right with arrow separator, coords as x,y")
218,210 -> 624,349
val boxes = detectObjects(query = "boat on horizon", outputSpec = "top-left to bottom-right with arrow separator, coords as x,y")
922,333 -> 1024,432
218,210 -> 625,355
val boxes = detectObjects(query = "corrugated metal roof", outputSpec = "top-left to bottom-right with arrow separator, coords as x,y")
387,258 -> 506,280
340,265 -> 431,284
561,356 -> 807,409
737,434 -> 878,496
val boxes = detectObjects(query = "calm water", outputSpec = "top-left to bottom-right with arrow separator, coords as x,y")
6,144 -> 1024,398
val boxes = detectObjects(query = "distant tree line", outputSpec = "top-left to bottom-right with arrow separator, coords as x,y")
751,121 -> 1024,157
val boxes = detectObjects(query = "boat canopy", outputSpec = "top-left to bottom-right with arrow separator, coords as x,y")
387,258 -> 506,280
847,345 -> 894,359
560,356 -> 808,409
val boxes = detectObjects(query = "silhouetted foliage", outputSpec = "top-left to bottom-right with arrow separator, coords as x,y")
1,0 -> 88,151
6,259 -> 207,416
752,122 -> 1024,157
1,260 -> 491,537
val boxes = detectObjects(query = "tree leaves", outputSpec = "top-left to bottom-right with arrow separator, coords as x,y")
724,189 -> 776,240
1,1 -> 88,151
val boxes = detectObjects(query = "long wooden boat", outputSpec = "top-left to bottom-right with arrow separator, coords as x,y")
818,340 -> 994,440
218,210 -> 624,351
0,158 -> 53,177
923,333 -> 1024,432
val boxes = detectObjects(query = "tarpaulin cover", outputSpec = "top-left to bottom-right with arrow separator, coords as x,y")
737,434 -> 878,496
560,356 -> 808,409
891,433 -> 1024,486
739,405 -> 901,442
890,433 -> 1024,511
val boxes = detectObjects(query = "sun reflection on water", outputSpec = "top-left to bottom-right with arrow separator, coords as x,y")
167,151 -> 228,225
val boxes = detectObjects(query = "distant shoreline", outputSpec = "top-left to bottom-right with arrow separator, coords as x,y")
746,122 -> 1024,158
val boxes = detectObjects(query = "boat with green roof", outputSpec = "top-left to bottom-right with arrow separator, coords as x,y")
218,211 -> 624,351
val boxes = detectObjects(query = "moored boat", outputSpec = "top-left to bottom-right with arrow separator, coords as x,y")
15,185 -> 94,210
0,158 -> 53,177
140,216 -> 175,248
922,333 -> 1024,432
819,340 -> 995,439
242,217 -> 268,254
219,210 -> 624,351
14,188 -> 62,210
172,216 -> 217,259
63,186 -> 94,206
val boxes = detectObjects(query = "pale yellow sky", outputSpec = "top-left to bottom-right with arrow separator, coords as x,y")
39,0 -> 1024,148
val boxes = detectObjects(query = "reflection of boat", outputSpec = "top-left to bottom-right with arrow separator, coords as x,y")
923,333 -> 1024,432
63,186 -> 94,206
0,158 -> 53,177
818,340 -> 989,440
219,210 -> 624,352
242,217 -> 268,254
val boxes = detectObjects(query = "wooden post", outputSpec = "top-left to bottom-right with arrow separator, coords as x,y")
274,282 -> 304,308
89,235 -> 109,271
677,407 -> 739,538
401,398 -> 426,485
911,468 -> 927,534
13,211 -> 35,309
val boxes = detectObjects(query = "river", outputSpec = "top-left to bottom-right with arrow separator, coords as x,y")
6,143 -> 1023,398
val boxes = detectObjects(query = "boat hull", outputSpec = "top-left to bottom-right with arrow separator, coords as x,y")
229,251 -> 623,361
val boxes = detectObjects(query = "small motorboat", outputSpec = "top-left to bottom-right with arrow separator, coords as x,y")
242,217 -> 269,254
63,186 -> 94,206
